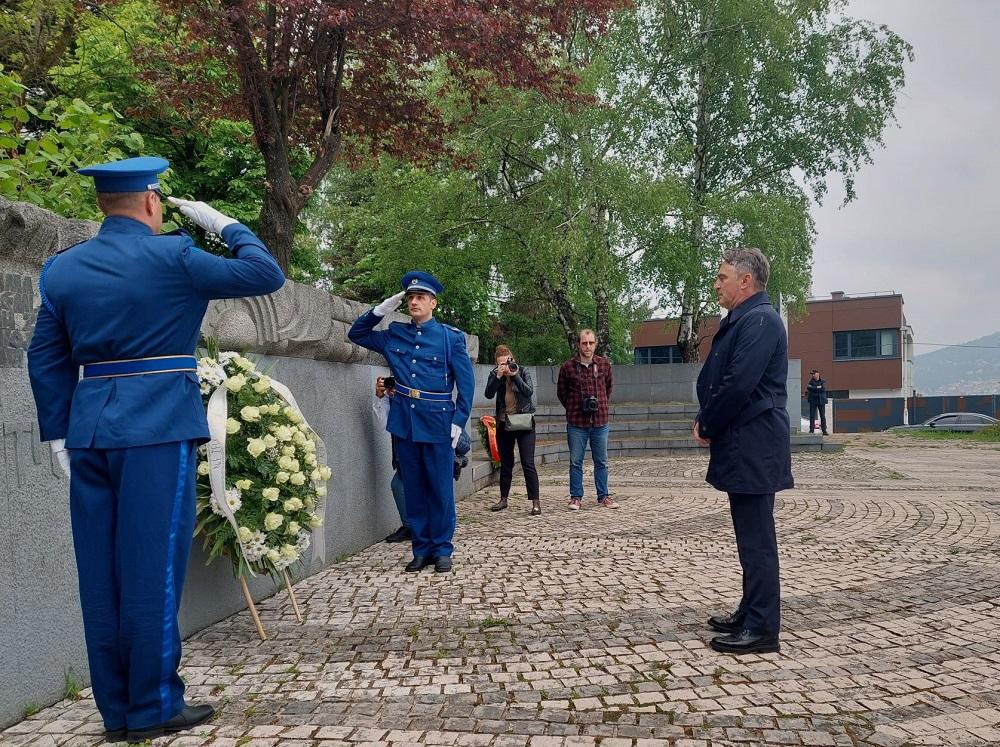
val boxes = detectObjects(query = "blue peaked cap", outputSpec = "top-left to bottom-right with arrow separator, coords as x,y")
77,156 -> 169,193
402,270 -> 443,297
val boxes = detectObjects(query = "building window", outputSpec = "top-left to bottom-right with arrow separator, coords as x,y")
634,345 -> 683,364
833,329 -> 899,360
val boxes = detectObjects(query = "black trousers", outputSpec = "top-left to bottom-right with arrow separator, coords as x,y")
497,420 -> 540,500
809,402 -> 827,433
729,492 -> 780,636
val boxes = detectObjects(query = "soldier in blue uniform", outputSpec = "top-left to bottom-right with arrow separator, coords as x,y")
349,272 -> 475,573
27,157 -> 285,742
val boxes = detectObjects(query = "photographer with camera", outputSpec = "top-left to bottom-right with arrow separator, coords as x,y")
484,344 -> 540,515
557,329 -> 618,510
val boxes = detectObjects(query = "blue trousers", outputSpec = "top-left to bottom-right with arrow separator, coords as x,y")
69,441 -> 196,731
394,439 -> 456,558
567,423 -> 610,500
729,492 -> 781,636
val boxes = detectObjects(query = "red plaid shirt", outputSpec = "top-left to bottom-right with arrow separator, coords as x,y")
557,354 -> 613,427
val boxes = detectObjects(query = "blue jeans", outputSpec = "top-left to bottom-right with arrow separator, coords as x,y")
390,470 -> 408,528
567,424 -> 610,501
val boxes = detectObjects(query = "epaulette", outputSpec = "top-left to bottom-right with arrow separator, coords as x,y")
444,324 -> 463,334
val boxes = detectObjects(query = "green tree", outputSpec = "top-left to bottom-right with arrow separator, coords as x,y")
622,0 -> 912,360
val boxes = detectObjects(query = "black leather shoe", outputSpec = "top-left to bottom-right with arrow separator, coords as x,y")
490,498 -> 508,511
710,629 -> 780,655
127,704 -> 214,742
385,525 -> 411,543
105,728 -> 127,743
707,610 -> 745,635
405,556 -> 434,572
434,556 -> 453,573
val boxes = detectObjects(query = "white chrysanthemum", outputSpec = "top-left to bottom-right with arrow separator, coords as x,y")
295,531 -> 311,553
225,488 -> 242,512
218,351 -> 239,364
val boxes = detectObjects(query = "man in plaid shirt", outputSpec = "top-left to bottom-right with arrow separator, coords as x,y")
557,329 -> 620,510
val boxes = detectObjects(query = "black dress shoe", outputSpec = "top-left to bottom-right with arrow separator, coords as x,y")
405,556 -> 434,572
490,498 -> 508,511
105,727 -> 127,743
707,610 -> 745,635
127,704 -> 215,742
434,556 -> 453,573
385,525 -> 411,543
710,629 -> 780,655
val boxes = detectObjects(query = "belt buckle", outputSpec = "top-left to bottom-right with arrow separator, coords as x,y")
409,389 -> 421,399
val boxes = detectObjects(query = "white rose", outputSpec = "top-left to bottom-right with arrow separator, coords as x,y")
290,472 -> 306,486
246,438 -> 267,458
264,513 -> 284,531
262,487 -> 280,501
280,544 -> 299,560
235,479 -> 253,491
307,512 -> 323,528
281,445 -> 295,456
283,406 -> 302,423
304,453 -> 317,466
314,485 -> 326,498
310,468 -> 321,481
283,497 -> 303,512
252,376 -> 271,393
237,526 -> 254,543
285,521 -> 300,535
292,431 -> 307,446
304,495 -> 317,508
276,471 -> 290,484
224,373 -> 247,392
319,466 -> 332,480
240,406 -> 261,422
278,455 -> 294,470
302,439 -> 316,453
225,418 -> 241,435
274,425 -> 294,442
197,461 -> 210,476
262,433 -> 277,449
266,548 -> 281,563
234,356 -> 256,371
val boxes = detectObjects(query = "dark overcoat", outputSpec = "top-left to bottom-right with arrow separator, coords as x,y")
696,291 -> 794,494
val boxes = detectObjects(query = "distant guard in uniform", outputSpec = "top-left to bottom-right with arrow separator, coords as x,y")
349,272 -> 475,574
693,247 -> 793,656
27,156 -> 285,742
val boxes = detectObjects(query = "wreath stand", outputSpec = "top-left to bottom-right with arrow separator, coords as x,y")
237,569 -> 303,642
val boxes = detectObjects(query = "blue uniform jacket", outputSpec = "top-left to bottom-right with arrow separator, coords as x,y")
27,216 -> 285,449
696,291 -> 794,494
348,311 -> 475,444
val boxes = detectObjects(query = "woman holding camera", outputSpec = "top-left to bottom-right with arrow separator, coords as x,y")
484,344 -> 541,515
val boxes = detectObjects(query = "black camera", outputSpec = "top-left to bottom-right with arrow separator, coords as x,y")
506,357 -> 518,374
383,376 -> 395,390
582,396 -> 599,413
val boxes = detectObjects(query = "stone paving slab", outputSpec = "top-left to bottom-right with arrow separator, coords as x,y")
3,435 -> 999,746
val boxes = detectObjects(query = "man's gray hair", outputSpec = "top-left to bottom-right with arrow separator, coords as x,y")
721,247 -> 770,290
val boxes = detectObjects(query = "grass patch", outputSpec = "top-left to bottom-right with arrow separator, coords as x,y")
64,668 -> 83,701
480,616 -> 512,629
896,424 -> 1000,443
23,703 -> 39,718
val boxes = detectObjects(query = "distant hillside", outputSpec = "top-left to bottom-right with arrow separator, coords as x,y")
914,331 -> 1000,395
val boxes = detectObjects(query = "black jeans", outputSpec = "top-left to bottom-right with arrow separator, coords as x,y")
497,420 -> 540,501
809,402 -> 827,433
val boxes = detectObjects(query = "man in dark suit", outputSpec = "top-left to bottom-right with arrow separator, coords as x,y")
693,247 -> 793,655
806,369 -> 829,435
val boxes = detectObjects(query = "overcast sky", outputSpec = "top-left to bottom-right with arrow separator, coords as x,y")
811,0 -> 1000,353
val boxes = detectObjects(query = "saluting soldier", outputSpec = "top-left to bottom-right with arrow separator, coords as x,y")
349,271 -> 475,574
27,156 -> 285,742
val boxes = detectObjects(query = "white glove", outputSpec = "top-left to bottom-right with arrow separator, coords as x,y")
50,439 -> 70,479
373,291 -> 406,317
166,196 -> 238,235
451,423 -> 462,449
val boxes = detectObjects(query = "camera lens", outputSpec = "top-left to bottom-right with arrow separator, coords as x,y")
507,361 -> 518,373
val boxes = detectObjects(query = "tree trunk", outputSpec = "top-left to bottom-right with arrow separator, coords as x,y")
539,274 -> 580,354
258,187 -> 298,272
594,282 -> 611,357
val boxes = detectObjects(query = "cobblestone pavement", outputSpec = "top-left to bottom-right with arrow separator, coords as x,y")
5,436 -> 1000,747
